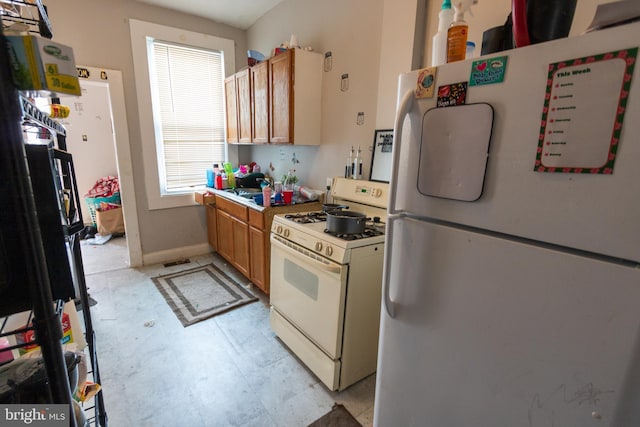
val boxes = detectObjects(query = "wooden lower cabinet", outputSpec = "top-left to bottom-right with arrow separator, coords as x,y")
215,196 -> 269,293
216,208 -> 234,262
249,226 -> 267,291
248,207 -> 268,292
216,208 -> 250,278
210,194 -> 320,295
206,204 -> 217,251
231,216 -> 250,278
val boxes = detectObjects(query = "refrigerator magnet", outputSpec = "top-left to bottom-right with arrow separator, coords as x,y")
415,67 -> 436,99
436,82 -> 467,108
535,47 -> 638,174
469,56 -> 508,86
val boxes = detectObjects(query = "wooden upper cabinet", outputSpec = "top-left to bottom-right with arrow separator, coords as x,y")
225,49 -> 321,145
224,75 -> 238,143
236,68 -> 252,143
269,49 -> 322,145
251,61 -> 269,144
269,50 -> 293,144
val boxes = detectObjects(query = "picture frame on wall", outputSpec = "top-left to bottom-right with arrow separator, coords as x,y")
370,129 -> 394,182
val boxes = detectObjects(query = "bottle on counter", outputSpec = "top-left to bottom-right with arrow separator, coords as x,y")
346,146 -> 354,178
262,185 -> 272,207
354,146 -> 363,179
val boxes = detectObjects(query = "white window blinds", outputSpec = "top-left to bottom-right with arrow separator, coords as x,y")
151,41 -> 225,191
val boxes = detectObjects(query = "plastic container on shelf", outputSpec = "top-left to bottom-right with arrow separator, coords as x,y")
431,0 -> 454,67
447,4 -> 469,62
446,0 -> 478,63
466,41 -> 476,58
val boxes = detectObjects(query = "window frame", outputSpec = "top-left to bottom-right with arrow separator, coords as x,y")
130,19 -> 235,210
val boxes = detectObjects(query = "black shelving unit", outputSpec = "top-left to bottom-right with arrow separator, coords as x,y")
0,2 -> 107,425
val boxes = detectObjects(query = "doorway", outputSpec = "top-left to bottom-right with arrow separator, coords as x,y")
59,66 -> 142,268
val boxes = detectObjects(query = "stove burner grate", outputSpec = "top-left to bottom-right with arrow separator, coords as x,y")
284,211 -> 327,223
323,225 -> 385,241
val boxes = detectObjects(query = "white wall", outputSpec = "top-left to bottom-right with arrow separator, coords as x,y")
376,0 -> 427,128
245,0 -> 386,190
44,0 -> 247,256
59,81 -> 118,224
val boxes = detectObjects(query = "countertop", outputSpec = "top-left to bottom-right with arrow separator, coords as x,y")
205,187 -> 319,212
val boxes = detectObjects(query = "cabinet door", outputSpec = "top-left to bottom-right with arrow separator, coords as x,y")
224,76 -> 238,143
206,205 -> 217,251
236,68 -> 252,143
232,217 -> 250,277
249,226 -> 268,293
269,50 -> 293,144
251,61 -> 269,144
216,209 -> 234,262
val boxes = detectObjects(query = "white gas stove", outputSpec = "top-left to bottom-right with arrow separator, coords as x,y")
270,178 -> 389,264
269,178 -> 390,391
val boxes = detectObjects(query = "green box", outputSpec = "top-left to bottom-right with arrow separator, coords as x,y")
5,35 -> 81,96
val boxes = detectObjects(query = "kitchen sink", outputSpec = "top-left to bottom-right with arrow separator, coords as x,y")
225,188 -> 262,198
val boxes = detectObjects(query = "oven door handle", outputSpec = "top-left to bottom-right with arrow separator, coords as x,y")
271,235 -> 342,274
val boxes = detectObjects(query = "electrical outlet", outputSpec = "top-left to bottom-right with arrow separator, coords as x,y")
341,74 -> 349,91
324,51 -> 332,72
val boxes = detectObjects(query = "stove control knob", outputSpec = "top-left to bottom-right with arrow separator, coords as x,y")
284,229 -> 290,238
373,188 -> 383,197
325,246 -> 333,256
276,225 -> 283,234
315,242 -> 323,252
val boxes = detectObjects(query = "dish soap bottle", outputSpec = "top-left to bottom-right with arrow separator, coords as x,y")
446,1 -> 477,63
431,0 -> 454,67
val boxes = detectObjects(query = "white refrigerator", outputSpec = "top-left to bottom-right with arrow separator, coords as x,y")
374,21 -> 640,427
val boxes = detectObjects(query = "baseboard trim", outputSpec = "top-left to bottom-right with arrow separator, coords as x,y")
142,243 -> 212,266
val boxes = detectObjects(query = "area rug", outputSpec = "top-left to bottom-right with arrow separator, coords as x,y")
307,404 -> 362,427
152,263 -> 257,327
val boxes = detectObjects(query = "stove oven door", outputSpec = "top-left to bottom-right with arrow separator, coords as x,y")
270,235 -> 348,359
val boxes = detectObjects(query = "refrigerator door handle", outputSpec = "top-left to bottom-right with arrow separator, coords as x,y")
382,214 -> 401,318
388,89 -> 414,216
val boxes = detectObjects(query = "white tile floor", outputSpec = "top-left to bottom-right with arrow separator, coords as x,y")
80,237 -> 375,426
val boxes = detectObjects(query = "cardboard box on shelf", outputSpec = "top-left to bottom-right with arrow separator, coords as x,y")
5,35 -> 81,96
8,302 -> 87,357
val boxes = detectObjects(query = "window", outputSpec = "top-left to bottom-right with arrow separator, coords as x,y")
150,41 -> 225,191
130,20 -> 235,210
